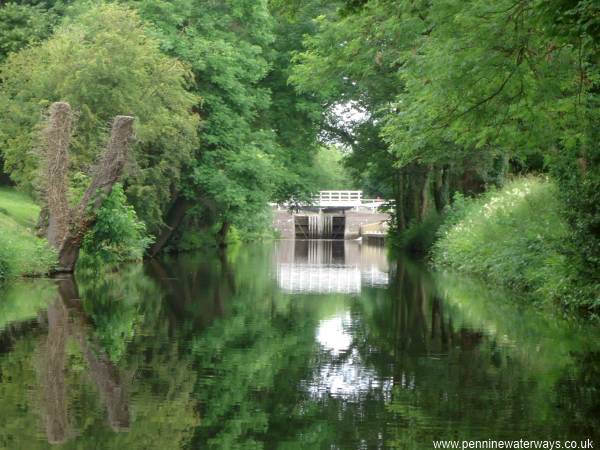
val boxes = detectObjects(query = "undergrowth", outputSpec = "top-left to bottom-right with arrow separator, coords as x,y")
79,183 -> 153,267
432,177 -> 573,309
397,212 -> 445,255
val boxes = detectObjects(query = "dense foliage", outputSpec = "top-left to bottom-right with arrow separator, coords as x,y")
433,178 -> 575,309
80,183 -> 152,266
0,3 -> 199,233
290,0 -> 599,315
311,146 -> 356,190
125,0 -> 326,246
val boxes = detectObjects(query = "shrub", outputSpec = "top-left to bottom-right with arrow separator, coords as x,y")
79,183 -> 153,266
432,177 -> 571,306
397,211 -> 445,255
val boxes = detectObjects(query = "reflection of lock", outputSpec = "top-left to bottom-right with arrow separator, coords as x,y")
274,239 -> 389,294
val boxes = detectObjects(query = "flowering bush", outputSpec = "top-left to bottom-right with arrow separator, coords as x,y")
432,177 -> 570,305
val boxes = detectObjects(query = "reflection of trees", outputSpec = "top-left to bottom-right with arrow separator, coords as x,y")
1,266 -> 200,449
186,246 -> 322,448
147,251 -> 235,331
68,267 -> 200,450
555,351 -> 600,442
76,265 -> 158,362
2,244 -> 600,449
185,248 -> 600,448
348,262 -> 600,447
38,275 -> 130,444
0,280 -> 56,342
387,265 -> 537,442
41,296 -> 69,443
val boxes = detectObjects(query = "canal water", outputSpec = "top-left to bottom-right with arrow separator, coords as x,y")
0,240 -> 598,449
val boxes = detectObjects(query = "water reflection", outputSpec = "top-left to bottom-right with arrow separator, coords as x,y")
0,242 -> 598,448
39,276 -> 130,444
275,240 -> 389,293
310,312 -> 393,400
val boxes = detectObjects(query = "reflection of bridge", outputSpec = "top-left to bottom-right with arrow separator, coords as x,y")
277,264 -> 389,294
274,240 -> 389,294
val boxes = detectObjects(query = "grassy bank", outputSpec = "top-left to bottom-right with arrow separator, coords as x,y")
0,188 -> 55,279
432,177 -> 574,310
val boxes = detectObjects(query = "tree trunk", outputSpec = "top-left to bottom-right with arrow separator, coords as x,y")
54,115 -> 134,272
217,221 -> 230,248
56,275 -> 130,432
40,296 -> 69,444
148,196 -> 191,257
433,164 -> 450,213
394,170 -> 406,232
149,194 -> 219,256
41,102 -> 73,250
418,164 -> 432,221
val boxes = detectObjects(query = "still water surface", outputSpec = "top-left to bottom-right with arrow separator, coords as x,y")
0,240 -> 598,449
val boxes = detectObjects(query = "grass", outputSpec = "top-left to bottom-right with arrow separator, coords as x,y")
0,187 -> 56,279
432,177 -> 570,306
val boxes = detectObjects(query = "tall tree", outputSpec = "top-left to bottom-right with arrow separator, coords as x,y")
127,0 -> 282,247
290,1 -> 471,232
260,0 -> 329,203
0,3 -> 199,235
380,0 -> 599,307
128,0 -> 336,249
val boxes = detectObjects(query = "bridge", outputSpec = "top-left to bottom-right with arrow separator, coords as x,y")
273,190 -> 390,240
312,191 -> 385,211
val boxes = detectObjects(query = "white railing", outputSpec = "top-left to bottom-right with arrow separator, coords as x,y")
360,199 -> 386,212
314,190 -> 362,207
317,190 -> 362,201
272,191 -> 390,211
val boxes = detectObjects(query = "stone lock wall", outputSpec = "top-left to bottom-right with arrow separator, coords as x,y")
343,211 -> 390,239
273,209 -> 390,240
273,209 -> 295,239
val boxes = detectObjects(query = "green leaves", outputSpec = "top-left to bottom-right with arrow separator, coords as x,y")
0,3 -> 199,233
0,2 -> 62,63
80,183 -> 153,265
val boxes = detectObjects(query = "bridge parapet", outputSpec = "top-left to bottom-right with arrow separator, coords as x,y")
315,190 -> 362,207
273,190 -> 387,211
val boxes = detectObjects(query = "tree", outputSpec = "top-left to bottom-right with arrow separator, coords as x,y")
127,0 -> 340,249
0,1 -> 70,64
0,3 -> 199,235
310,145 -> 356,190
379,0 -> 599,309
122,0 -> 277,247
290,1 -> 452,233
291,0 -> 599,299
260,0 -> 330,204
